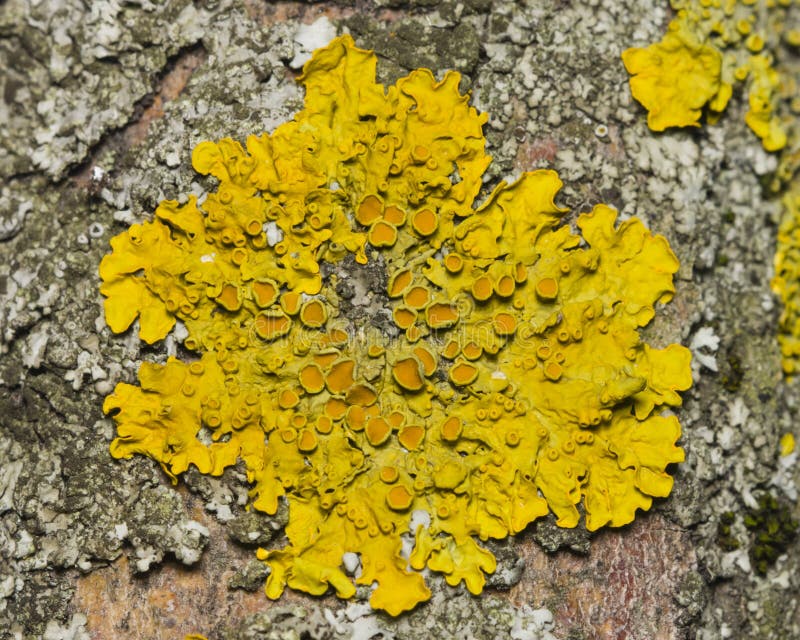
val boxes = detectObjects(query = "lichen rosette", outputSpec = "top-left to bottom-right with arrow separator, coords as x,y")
100,35 -> 692,615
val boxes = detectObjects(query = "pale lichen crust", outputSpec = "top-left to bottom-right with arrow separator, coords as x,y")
622,0 -> 797,151
99,36 -> 692,615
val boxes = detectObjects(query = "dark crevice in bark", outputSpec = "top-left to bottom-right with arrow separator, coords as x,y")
68,41 -> 208,189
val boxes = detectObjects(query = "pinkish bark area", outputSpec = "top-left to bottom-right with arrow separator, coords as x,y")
73,490 -> 333,640
515,136 -> 561,166
242,1 -> 404,31
511,515 -> 696,640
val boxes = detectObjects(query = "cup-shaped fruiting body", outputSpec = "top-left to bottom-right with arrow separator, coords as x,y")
254,311 -> 291,340
299,299 -> 327,328
100,35 -> 692,617
392,357 -> 426,392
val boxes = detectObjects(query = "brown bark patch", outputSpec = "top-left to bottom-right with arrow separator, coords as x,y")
509,514 -> 696,640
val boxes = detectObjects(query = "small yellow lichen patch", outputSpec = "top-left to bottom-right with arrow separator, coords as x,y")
100,36 -> 691,616
622,26 -> 727,130
780,433 -> 796,457
622,0 -> 793,151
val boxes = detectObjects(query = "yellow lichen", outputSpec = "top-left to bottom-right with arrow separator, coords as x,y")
773,186 -> 800,375
621,26 -> 728,130
622,0 -> 794,150
745,54 -> 788,152
780,432 -> 796,456
100,36 -> 692,615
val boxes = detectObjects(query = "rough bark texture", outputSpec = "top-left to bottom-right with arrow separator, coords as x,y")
1,1 -> 798,639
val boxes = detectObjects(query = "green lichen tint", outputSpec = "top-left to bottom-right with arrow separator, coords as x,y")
744,493 -> 798,575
